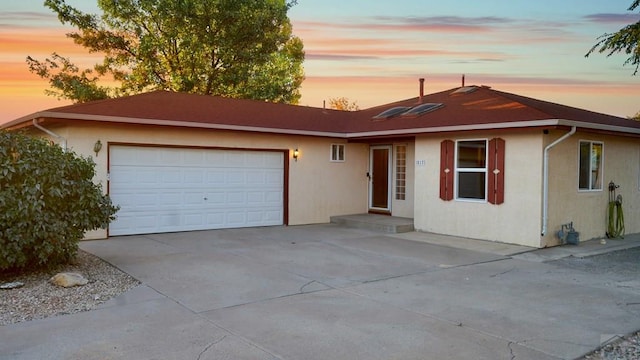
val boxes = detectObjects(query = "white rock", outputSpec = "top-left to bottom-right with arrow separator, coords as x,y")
0,281 -> 25,290
50,272 -> 88,288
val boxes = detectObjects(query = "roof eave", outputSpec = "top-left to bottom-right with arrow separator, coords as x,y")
5,112 -> 640,139
558,119 -> 640,136
1,112 -> 45,130
7,111 -> 349,138
347,119 -> 640,139
346,119 -> 562,138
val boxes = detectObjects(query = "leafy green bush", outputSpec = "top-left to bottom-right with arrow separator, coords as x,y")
0,131 -> 118,271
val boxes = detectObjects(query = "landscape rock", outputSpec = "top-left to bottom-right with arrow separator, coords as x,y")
0,281 -> 25,290
50,272 -> 89,288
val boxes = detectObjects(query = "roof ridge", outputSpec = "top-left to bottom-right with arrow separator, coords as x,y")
46,90 -> 171,112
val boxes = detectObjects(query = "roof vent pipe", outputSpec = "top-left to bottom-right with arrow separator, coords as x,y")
32,119 -> 67,151
462,74 -> 465,87
419,78 -> 425,103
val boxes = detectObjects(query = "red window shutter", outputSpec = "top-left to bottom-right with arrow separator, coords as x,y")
488,138 -> 505,205
440,140 -> 454,201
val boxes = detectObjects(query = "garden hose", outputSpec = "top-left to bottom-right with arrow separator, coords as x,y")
607,194 -> 625,239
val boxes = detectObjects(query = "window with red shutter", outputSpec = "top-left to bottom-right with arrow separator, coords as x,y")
440,138 -> 505,204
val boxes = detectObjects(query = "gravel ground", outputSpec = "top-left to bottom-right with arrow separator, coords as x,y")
0,250 -> 139,326
553,247 -> 640,360
581,331 -> 640,360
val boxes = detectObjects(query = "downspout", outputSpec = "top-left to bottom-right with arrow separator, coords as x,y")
541,126 -> 576,236
33,119 -> 67,151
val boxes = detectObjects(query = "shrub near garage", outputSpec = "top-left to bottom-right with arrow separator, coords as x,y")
0,131 -> 118,272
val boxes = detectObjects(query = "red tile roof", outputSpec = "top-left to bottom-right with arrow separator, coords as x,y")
33,90 -> 354,133
5,86 -> 640,137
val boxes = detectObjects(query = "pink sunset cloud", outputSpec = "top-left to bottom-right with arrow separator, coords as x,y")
293,16 -> 579,53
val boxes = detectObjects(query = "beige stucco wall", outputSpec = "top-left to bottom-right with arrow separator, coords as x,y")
45,122 -> 369,239
545,130 -> 640,245
36,121 -> 639,246
413,132 -> 545,248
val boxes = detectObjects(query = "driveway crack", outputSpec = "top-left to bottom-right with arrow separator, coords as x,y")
197,335 -> 226,360
299,280 -> 317,293
508,341 -> 516,360
491,267 -> 515,278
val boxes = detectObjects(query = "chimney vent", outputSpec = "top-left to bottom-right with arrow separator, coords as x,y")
462,74 -> 465,87
419,78 -> 425,103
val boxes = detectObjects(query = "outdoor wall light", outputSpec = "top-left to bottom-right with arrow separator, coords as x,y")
293,148 -> 299,161
93,140 -> 103,157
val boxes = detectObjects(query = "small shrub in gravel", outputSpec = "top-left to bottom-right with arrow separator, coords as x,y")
0,250 -> 139,325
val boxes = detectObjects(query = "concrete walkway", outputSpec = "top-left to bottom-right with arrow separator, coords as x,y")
2,225 -> 639,360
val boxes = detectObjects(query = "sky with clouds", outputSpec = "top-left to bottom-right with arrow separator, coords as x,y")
1,0 -> 639,123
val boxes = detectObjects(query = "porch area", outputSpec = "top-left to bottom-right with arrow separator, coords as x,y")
330,213 -> 414,234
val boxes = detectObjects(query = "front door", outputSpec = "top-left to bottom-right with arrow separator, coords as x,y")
369,145 -> 392,212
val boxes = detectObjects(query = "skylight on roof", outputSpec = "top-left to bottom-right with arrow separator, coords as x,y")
372,106 -> 411,120
401,103 -> 444,117
451,86 -> 478,95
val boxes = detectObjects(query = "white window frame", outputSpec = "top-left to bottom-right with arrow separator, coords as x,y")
454,139 -> 488,202
578,140 -> 603,191
330,144 -> 345,162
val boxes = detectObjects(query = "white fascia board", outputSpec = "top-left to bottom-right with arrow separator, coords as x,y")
6,113 -> 640,139
19,112 -> 349,138
558,119 -> 640,135
345,119 -> 561,138
1,112 -> 44,129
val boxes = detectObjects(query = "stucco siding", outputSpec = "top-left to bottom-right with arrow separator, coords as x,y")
53,123 -> 368,239
545,131 -> 640,245
414,132 -> 544,247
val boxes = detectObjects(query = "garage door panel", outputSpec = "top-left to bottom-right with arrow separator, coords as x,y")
246,171 -> 265,183
266,171 -> 284,184
184,170 -> 204,184
109,146 -> 284,236
226,212 -> 246,225
207,171 -> 225,183
184,192 -> 205,206
184,213 -> 205,226
162,170 -> 182,183
138,169 -> 161,184
205,151 -> 225,163
247,192 -> 265,204
227,193 -> 246,206
226,152 -> 245,165
265,191 -> 284,203
226,171 -> 246,184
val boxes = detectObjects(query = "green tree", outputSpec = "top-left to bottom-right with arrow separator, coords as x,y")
27,0 -> 305,104
586,0 -> 640,75
329,97 -> 360,111
630,111 -> 640,120
0,131 -> 119,271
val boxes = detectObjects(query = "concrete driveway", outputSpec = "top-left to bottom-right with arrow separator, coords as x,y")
2,225 -> 639,359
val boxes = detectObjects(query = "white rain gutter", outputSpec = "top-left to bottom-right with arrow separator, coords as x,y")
32,119 -> 67,151
541,126 -> 576,236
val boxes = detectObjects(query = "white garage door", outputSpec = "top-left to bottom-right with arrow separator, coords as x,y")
109,145 -> 284,236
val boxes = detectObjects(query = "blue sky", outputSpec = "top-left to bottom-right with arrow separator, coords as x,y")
0,0 -> 638,122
